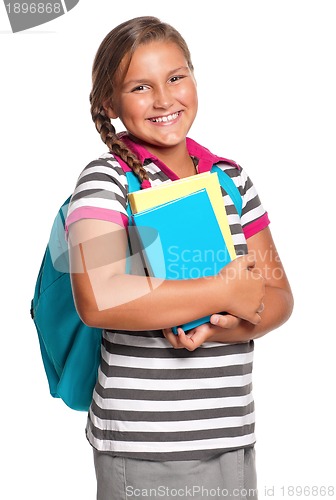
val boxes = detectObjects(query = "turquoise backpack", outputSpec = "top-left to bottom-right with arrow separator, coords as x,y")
30,164 -> 242,411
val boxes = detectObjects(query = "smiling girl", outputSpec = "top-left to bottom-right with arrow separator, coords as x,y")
66,16 -> 293,500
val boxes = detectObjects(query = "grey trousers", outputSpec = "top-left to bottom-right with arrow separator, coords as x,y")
93,447 -> 258,500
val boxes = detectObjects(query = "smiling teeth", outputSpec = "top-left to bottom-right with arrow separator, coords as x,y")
150,112 -> 179,123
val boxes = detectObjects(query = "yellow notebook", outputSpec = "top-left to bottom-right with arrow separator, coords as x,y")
128,172 -> 236,260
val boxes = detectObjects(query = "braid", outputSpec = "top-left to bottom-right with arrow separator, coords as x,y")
90,100 -> 149,184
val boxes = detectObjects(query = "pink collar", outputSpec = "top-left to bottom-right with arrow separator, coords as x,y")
116,132 -> 239,188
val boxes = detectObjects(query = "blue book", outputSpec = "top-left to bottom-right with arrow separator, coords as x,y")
132,189 -> 232,334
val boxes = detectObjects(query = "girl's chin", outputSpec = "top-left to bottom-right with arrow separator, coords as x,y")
144,138 -> 185,151
144,130 -> 188,147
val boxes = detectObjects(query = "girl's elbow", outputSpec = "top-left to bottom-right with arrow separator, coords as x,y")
73,296 -> 103,328
278,288 -> 294,326
79,309 -> 99,328
75,297 -> 122,330
286,289 -> 295,321
75,304 -> 98,328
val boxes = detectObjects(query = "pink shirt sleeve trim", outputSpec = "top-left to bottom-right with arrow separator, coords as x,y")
243,212 -> 270,240
65,207 -> 129,234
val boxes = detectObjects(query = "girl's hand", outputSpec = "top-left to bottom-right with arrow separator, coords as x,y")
162,314 -> 241,351
162,325 -> 212,351
218,253 -> 265,325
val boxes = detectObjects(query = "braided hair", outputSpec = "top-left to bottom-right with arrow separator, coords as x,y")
89,16 -> 194,185
90,104 -> 148,183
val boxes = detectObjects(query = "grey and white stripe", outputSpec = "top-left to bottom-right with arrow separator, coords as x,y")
66,151 -> 267,461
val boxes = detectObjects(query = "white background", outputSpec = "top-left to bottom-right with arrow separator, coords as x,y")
1,0 -> 335,498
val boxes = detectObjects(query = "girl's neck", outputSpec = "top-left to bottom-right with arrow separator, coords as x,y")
146,142 -> 197,178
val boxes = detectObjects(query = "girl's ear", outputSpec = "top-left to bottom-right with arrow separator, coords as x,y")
103,99 -> 118,119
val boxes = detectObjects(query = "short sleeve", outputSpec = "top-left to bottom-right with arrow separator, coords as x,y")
65,154 -> 129,234
216,162 -> 270,240
237,167 -> 270,239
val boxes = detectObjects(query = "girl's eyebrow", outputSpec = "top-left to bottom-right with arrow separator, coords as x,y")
167,65 -> 190,75
123,66 -> 190,88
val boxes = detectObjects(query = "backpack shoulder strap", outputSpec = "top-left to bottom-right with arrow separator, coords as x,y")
126,170 -> 141,193
210,164 -> 243,216
125,170 -> 141,217
123,162 -> 243,216
110,153 -> 142,216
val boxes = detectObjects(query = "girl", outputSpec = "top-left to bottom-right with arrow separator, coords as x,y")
66,16 -> 293,500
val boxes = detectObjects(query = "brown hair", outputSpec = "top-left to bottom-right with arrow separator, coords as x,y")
89,16 -> 194,184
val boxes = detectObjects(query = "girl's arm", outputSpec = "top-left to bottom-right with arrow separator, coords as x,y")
68,218 -> 265,331
163,226 -> 293,349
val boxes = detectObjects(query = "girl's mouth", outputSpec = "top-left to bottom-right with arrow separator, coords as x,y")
147,111 -> 181,123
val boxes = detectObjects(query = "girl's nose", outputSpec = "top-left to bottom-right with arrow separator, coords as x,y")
153,86 -> 174,109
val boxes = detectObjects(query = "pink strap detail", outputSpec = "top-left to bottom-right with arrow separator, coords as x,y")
141,179 -> 151,189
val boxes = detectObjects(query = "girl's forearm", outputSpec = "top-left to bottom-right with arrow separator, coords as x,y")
72,253 -> 263,331
75,272 -> 227,331
206,285 -> 294,343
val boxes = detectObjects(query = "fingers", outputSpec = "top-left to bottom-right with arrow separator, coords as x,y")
257,302 -> 265,313
250,301 -> 265,325
176,328 -> 199,351
162,328 -> 184,349
210,314 -> 240,329
163,327 -> 204,352
245,252 -> 257,269
237,252 -> 256,270
247,265 -> 265,324
250,313 -> 262,325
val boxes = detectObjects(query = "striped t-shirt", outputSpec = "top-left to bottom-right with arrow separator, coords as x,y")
66,135 -> 270,461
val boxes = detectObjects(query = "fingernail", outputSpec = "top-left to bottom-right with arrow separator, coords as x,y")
211,315 -> 220,325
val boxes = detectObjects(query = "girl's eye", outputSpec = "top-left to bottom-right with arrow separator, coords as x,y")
169,75 -> 185,83
131,85 -> 149,93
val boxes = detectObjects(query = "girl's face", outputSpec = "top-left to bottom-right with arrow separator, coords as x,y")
106,40 -> 198,157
